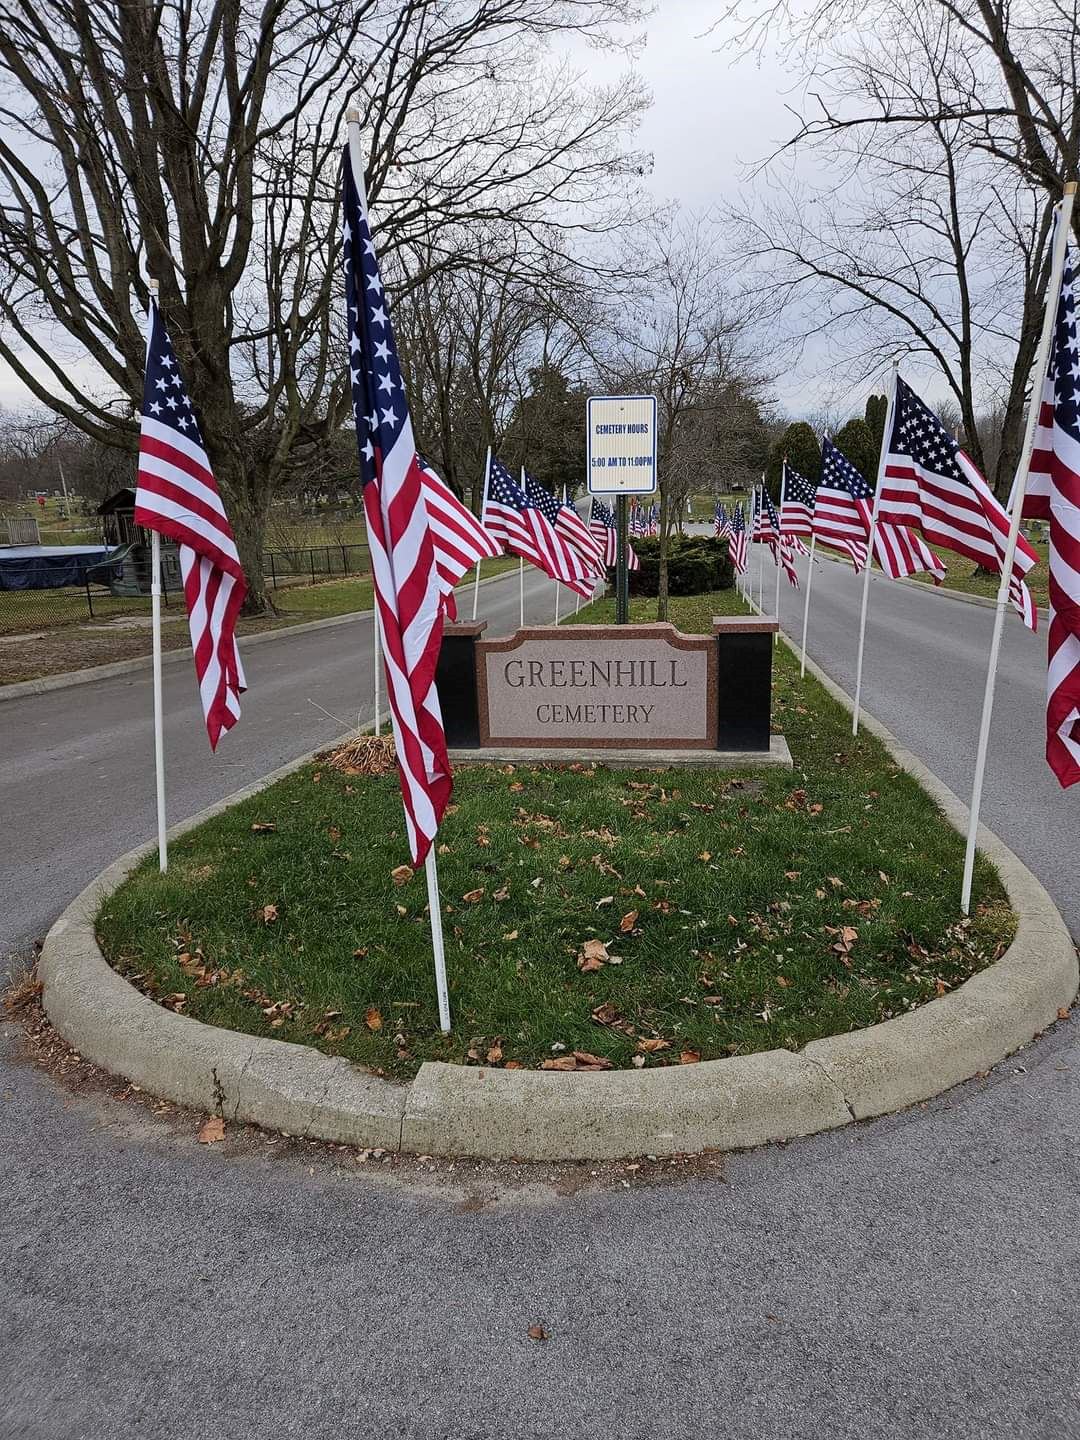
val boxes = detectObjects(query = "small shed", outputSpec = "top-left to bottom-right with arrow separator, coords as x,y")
92,487 -> 181,595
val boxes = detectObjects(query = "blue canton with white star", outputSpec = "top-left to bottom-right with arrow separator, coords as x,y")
523,470 -> 561,523
488,458 -> 531,511
141,303 -> 203,445
591,497 -> 615,529
784,467 -> 817,509
342,150 -> 406,483
888,378 -> 964,481
1050,248 -> 1080,443
821,436 -> 873,498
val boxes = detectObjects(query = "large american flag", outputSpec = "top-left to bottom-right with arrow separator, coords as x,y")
482,459 -> 593,596
342,145 -> 449,867
523,472 -> 605,574
134,299 -> 247,751
815,435 -> 946,583
730,502 -> 749,574
1023,245 -> 1080,786
418,458 -> 502,621
880,377 -> 1037,626
762,486 -> 800,589
588,496 -> 640,570
781,465 -> 816,539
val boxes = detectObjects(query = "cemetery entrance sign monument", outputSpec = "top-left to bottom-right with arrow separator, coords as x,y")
436,617 -> 789,765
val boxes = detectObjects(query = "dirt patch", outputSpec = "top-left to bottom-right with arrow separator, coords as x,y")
0,622 -> 191,684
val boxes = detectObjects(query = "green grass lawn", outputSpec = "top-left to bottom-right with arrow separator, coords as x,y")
95,586 -> 1012,1079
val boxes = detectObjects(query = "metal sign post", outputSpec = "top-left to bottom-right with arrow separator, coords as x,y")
587,394 -> 657,628
615,495 -> 629,624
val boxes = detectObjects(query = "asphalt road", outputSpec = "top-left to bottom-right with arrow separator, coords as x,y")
2,559 -> 1079,1440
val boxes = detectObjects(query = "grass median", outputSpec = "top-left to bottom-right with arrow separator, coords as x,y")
95,586 -> 1014,1078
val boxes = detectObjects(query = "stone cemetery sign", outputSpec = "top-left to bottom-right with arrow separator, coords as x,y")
436,617 -> 781,757
479,625 -> 714,748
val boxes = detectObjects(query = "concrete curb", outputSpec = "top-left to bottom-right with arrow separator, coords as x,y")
813,549 -> 1048,621
0,570 -> 517,703
38,657 -> 1077,1161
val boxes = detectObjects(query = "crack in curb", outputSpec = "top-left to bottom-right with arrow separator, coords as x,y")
802,1052 -> 857,1124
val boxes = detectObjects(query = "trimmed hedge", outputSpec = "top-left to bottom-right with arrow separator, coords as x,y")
628,536 -> 735,597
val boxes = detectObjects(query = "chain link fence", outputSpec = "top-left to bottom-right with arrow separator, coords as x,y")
0,542 -> 370,635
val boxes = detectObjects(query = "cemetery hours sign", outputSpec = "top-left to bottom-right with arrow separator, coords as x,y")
587,395 -> 657,495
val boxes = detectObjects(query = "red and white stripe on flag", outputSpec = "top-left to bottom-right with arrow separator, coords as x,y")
343,147 -> 451,866
418,461 -> 502,621
881,377 -> 1038,629
133,299 -> 247,750
1024,247 -> 1080,785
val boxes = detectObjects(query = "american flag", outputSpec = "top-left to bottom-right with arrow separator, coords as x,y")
482,459 -> 593,596
523,472 -> 605,574
629,501 -> 646,538
880,377 -> 1037,626
588,496 -> 640,570
714,501 -> 732,539
134,299 -> 247,751
730,502 -> 749,574
815,435 -> 946,583
418,459 -> 502,621
342,144 -> 449,867
752,485 -> 771,542
780,465 -> 816,540
1023,245 -> 1080,786
761,486 -> 800,589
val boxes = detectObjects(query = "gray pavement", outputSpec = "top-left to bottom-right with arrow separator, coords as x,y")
2,559 -> 1079,1440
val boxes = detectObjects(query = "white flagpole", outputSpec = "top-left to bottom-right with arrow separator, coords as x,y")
800,534 -> 816,677
150,494 -> 168,873
960,182 -> 1076,915
851,372 -> 896,736
424,849 -> 452,1033
756,488 -> 765,610
519,466 -> 527,626
145,281 -> 168,874
472,445 -> 492,621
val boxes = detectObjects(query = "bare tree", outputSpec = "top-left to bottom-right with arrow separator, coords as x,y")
0,0 -> 649,610
596,211 -> 767,618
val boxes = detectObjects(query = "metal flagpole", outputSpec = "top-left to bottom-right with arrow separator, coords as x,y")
800,535 -> 816,677
346,110 -> 383,737
615,495 -> 629,623
424,849 -> 452,1033
554,579 -> 561,624
472,445 -> 491,621
851,371 -> 896,737
147,281 -> 168,873
960,182 -> 1076,915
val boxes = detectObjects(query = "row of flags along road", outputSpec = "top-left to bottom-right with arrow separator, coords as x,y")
129,143 -> 1078,1023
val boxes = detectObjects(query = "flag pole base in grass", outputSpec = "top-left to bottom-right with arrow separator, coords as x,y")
424,849 -> 452,1033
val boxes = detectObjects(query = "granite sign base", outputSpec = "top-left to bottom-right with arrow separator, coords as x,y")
448,736 -> 793,770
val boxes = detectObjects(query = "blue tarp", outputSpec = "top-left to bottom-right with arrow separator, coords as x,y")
0,544 -> 116,591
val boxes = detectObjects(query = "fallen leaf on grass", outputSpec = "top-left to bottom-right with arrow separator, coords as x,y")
365,1007 -> 383,1031
541,1056 -> 578,1070
680,1050 -> 701,1065
261,904 -> 278,924
502,930 -> 519,942
197,1116 -> 225,1145
250,821 -> 277,833
637,1037 -> 670,1054
619,910 -> 638,933
486,1043 -> 503,1064
595,895 -> 614,908
390,864 -> 412,886
462,888 -> 485,903
572,1050 -> 614,1070
576,938 -> 609,973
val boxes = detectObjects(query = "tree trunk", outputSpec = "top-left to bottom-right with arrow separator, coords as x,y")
216,457 -> 275,617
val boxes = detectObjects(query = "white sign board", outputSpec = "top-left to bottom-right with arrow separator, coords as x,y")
587,395 -> 657,495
